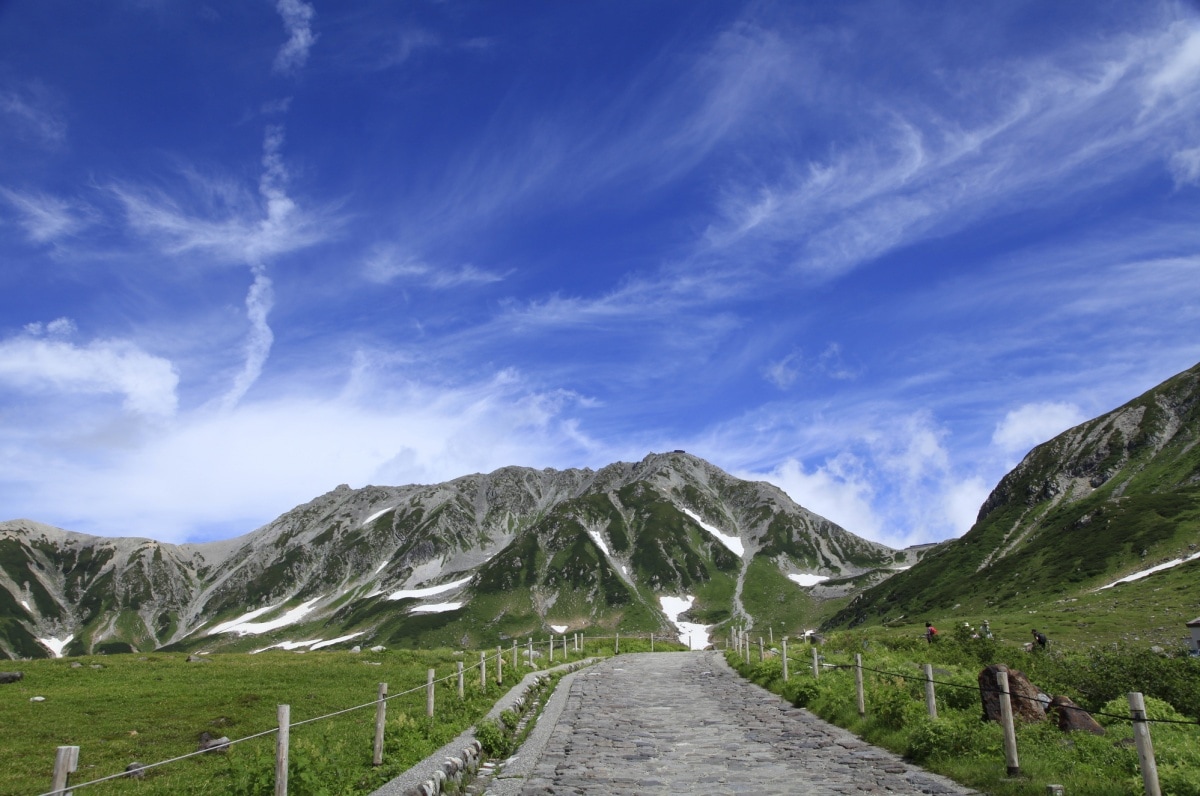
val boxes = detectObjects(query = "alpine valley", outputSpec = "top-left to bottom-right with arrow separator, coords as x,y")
3,362 -> 1199,661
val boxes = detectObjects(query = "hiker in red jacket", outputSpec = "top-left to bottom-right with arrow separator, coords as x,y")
924,622 -> 939,643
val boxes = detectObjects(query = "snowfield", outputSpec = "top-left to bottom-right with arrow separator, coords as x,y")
679,508 -> 744,556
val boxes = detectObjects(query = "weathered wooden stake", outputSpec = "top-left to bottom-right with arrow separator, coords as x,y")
528,637 -> 533,668
759,637 -> 765,662
1129,692 -> 1161,796
276,704 -> 290,796
615,632 -> 620,654
373,683 -> 388,766
924,664 -> 937,719
49,745 -> 78,796
497,647 -> 503,684
425,668 -> 435,718
480,651 -> 487,691
457,661 -> 464,699
769,627 -> 773,644
650,632 -> 655,652
812,644 -> 820,679
549,634 -> 554,662
995,666 -> 1020,776
782,637 -> 789,682
512,639 -> 518,670
563,634 -> 568,658
854,654 -> 865,717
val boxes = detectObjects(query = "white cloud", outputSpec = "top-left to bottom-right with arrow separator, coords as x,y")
363,244 -> 504,288
273,0 -> 317,76
2,364 -> 596,543
1,188 -> 87,243
1169,147 -> 1200,186
0,325 -> 178,417
992,401 -> 1087,455
763,351 -> 801,389
0,85 -> 66,148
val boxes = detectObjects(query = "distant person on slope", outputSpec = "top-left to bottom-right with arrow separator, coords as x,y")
1031,629 -> 1048,649
924,622 -> 939,643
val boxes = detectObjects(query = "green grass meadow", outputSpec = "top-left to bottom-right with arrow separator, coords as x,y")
1,636 -> 680,796
729,627 -> 1200,796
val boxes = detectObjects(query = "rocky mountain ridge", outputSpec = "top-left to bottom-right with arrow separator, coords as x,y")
0,451 -> 916,660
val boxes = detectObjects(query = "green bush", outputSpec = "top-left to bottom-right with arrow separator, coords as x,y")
474,719 -> 509,757
781,677 -> 819,707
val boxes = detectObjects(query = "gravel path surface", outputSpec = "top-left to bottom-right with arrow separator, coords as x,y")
490,651 -> 979,795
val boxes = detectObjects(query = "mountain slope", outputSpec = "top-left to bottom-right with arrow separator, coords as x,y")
0,452 -> 908,659
829,361 -> 1200,629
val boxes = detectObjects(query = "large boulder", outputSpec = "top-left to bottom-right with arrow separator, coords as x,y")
0,671 -> 24,684
1048,695 -> 1106,735
978,664 -> 1046,723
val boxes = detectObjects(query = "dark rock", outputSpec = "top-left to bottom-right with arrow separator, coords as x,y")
198,731 -> 231,753
124,762 -> 146,779
979,665 -> 1046,723
1048,696 -> 1106,735
186,655 -> 210,663
0,671 -> 24,684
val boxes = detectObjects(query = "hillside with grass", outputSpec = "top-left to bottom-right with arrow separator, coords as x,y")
829,361 -> 1200,643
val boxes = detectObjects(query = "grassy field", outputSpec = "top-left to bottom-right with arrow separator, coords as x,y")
1,639 -> 643,796
729,628 -> 1200,796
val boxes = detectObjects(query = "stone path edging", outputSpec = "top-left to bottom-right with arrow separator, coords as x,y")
369,657 -> 601,796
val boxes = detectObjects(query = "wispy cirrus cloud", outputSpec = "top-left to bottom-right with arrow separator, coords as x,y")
702,16 -> 1200,280
0,188 -> 90,243
363,244 -> 505,288
0,83 -> 66,149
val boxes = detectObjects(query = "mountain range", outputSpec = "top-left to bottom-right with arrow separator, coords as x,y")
3,361 -> 1198,660
0,452 -> 920,659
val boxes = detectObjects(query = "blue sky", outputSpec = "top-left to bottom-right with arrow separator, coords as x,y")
1,1 -> 1198,549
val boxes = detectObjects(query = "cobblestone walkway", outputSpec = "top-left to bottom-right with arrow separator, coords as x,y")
493,651 -> 978,795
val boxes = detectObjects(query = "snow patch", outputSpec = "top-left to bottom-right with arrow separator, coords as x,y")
787,573 -> 829,587
586,528 -> 610,557
1098,552 -> 1200,590
679,507 -> 744,556
210,598 -> 321,636
251,632 -> 364,654
361,506 -> 395,527
659,595 -> 709,650
387,575 -> 472,601
411,602 -> 462,613
550,624 -> 568,633
40,635 -> 72,658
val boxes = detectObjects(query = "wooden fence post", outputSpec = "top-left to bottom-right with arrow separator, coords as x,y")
528,638 -> 533,668
769,627 -> 773,644
924,664 -> 937,719
615,632 -> 620,654
480,651 -> 486,691
426,669 -> 435,718
49,745 -> 78,796
549,634 -> 554,663
650,632 -> 655,652
1129,692 -> 1161,796
496,647 -> 503,684
457,661 -> 464,699
854,654 -> 865,717
512,640 -> 518,670
276,704 -> 290,796
563,634 -> 568,659
759,637 -> 764,662
811,645 -> 820,680
782,637 -> 789,682
995,666 -> 1020,776
373,683 -> 387,766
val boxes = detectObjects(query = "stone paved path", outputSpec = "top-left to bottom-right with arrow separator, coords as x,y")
491,651 -> 979,795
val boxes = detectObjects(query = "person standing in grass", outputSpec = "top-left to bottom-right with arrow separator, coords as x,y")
924,622 -> 939,643
1031,628 -> 1048,649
